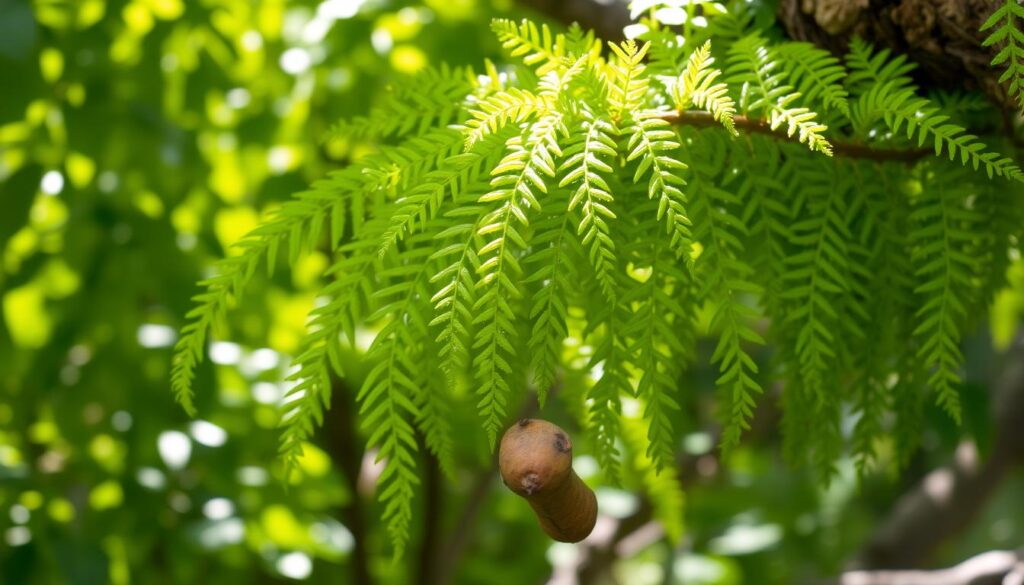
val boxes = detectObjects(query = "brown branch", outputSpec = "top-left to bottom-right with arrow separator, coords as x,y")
572,425 -> 721,585
659,111 -> 934,163
322,377 -> 375,585
435,391 -> 547,584
435,469 -> 498,585
854,333 -> 1024,570
812,550 -> 1024,585
416,449 -> 445,585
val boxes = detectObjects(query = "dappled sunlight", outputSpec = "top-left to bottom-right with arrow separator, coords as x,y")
3,0 -> 1024,583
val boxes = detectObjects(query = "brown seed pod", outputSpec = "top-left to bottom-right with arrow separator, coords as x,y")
498,418 -> 598,543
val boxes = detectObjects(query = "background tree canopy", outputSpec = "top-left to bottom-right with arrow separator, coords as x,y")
2,1 -> 1024,584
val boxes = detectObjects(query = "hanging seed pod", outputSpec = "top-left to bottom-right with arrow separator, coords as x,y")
498,418 -> 598,543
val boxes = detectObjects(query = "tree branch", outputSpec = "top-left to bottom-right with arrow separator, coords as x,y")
322,377 -> 375,585
659,111 -> 934,163
813,550 -> 1024,585
434,391 -> 547,584
416,449 -> 445,585
853,334 -> 1024,569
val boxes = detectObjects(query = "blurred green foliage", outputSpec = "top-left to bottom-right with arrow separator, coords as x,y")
1,0 -> 1022,584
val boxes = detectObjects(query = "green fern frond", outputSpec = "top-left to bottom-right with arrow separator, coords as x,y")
626,114 -> 692,255
278,308 -> 336,474
609,39 -> 652,117
622,406 -> 685,543
358,327 -> 422,559
279,220 -> 390,469
982,0 -> 1024,111
849,170 -> 911,473
768,93 -> 833,156
844,37 -> 915,94
559,114 -> 621,300
673,41 -> 737,135
358,235 -> 462,555
780,159 -> 856,398
856,80 -> 1024,181
612,40 -> 690,253
430,204 -> 487,381
474,117 -> 563,445
491,18 -> 571,75
415,369 -> 458,480
774,42 -> 851,116
464,88 -> 549,148
327,64 -> 474,142
685,133 -> 764,450
727,35 -> 832,155
737,138 -> 793,290
172,170 -> 359,413
910,164 -> 981,422
378,129 -> 505,256
623,213 -> 693,471
526,193 -> 579,405
585,292 -> 629,484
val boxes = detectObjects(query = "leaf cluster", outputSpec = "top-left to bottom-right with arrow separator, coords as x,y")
173,6 -> 1024,554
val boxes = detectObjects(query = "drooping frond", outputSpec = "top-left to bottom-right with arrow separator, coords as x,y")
685,133 -> 764,450
774,42 -> 851,116
328,64 -> 474,142
982,0 -> 1024,111
626,114 -> 692,255
673,41 -> 737,135
855,79 -> 1024,181
737,137 -> 793,293
414,363 -> 458,480
491,18 -> 574,75
525,193 -> 579,405
464,88 -> 549,148
429,204 -> 486,381
358,322 -> 422,558
848,165 -> 913,474
279,220 -> 387,469
473,116 -> 563,444
559,114 -> 621,300
727,35 -> 833,155
622,406 -> 685,543
623,204 -> 694,471
780,158 -> 859,398
911,164 -> 983,422
585,285 -> 630,484
172,170 -> 357,414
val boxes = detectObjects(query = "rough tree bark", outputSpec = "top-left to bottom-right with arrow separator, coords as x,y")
518,0 -> 1013,110
776,1 -> 1010,108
